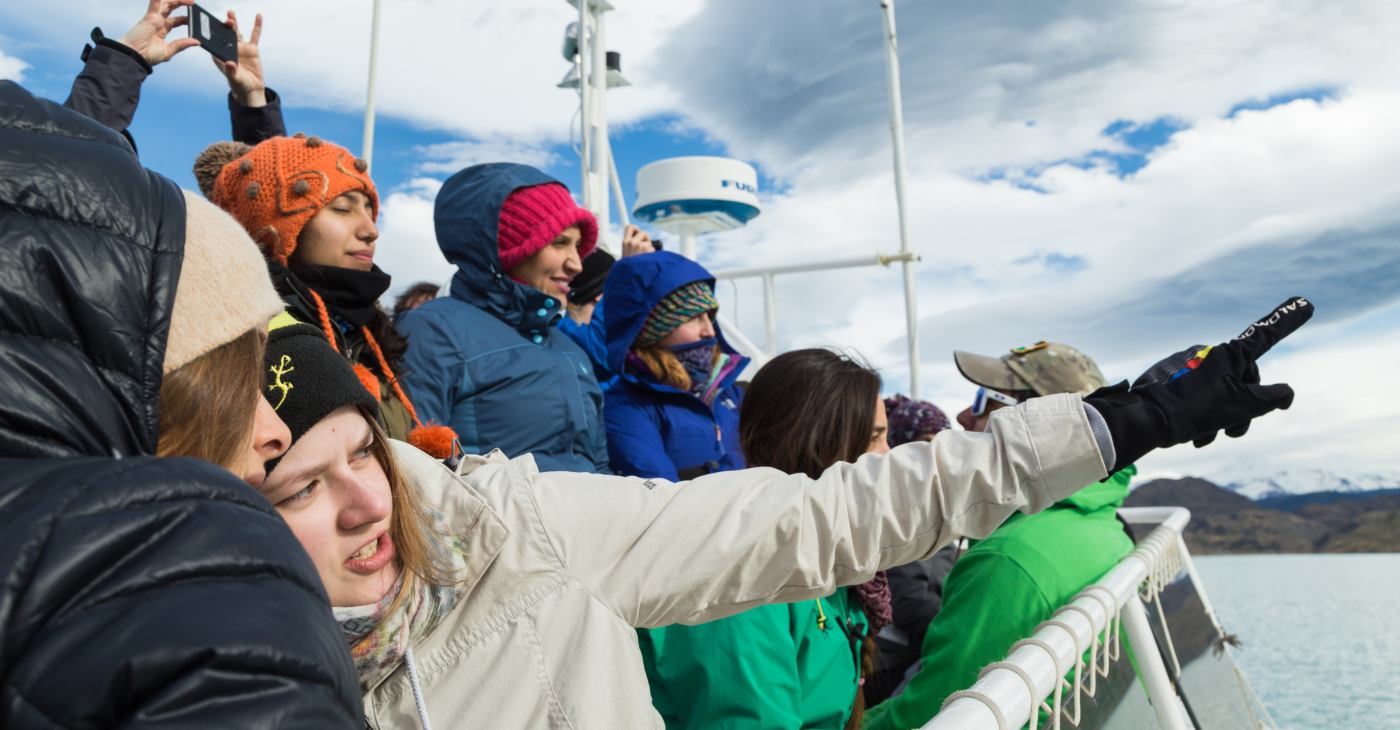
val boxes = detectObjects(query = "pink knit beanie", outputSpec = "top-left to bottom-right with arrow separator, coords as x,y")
497,183 -> 598,271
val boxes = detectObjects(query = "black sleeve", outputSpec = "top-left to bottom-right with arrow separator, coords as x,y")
886,560 -> 942,638
886,543 -> 961,639
923,541 -> 959,595
230,87 -> 287,145
63,28 -> 151,153
0,457 -> 362,730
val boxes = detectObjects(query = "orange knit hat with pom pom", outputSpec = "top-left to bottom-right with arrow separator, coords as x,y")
197,133 -> 378,264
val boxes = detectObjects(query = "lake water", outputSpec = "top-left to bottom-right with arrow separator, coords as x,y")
1192,553 -> 1400,730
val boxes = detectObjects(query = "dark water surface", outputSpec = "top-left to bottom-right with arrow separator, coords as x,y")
1193,553 -> 1400,730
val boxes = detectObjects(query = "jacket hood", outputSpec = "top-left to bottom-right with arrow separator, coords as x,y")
603,251 -> 740,375
434,162 -> 571,339
0,81 -> 185,459
1058,463 -> 1135,512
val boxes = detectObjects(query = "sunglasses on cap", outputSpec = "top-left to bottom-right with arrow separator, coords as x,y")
971,387 -> 1024,417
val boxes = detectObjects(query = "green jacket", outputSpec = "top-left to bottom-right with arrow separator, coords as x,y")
639,588 -> 868,729
863,466 -> 1136,730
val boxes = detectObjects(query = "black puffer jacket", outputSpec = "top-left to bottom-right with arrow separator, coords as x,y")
0,81 -> 359,728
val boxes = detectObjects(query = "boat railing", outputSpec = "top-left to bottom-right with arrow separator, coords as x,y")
709,250 -> 920,363
922,506 -> 1203,730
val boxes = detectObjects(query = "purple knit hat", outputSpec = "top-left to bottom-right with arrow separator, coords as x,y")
884,394 -> 951,447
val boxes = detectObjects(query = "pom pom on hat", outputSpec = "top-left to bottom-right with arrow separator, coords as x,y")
193,141 -> 253,198
497,183 -> 598,272
353,364 -> 381,400
408,423 -> 457,460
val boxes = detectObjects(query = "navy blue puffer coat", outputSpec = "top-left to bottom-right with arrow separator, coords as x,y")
397,164 -> 610,473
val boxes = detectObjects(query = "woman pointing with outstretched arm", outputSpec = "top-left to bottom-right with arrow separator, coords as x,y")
251,295 -> 1310,729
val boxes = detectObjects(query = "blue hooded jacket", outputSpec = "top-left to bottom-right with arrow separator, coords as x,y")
396,163 -> 610,474
557,298 -> 618,391
603,252 -> 748,481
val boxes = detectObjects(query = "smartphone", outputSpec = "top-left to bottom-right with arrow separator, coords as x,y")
188,4 -> 238,64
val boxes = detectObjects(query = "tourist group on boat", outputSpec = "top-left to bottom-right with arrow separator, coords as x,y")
0,2 -> 1314,728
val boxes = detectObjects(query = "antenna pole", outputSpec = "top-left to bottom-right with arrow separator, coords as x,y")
577,0 -> 591,213
589,1 -> 612,245
880,0 -> 921,399
362,0 -> 383,173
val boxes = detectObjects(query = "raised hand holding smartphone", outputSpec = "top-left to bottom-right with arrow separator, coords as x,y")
187,3 -> 239,64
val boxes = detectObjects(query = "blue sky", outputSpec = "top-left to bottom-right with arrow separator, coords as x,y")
5,0 -> 1400,482
7,36 -> 739,245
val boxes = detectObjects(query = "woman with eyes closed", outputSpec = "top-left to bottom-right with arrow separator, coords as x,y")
194,133 -> 454,457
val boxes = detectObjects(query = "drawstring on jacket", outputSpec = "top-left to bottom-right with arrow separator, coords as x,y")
404,646 -> 434,730
305,288 -> 457,459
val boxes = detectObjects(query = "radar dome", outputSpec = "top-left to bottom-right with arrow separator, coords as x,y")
633,156 -> 760,235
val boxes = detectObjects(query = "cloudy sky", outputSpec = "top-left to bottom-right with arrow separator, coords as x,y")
3,0 -> 1397,484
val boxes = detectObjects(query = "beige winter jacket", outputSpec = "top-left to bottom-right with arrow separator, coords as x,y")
362,393 -> 1108,729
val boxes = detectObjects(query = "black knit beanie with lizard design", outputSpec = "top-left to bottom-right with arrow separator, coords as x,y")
263,315 -> 380,474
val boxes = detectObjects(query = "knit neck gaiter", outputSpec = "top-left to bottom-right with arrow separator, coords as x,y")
286,262 -> 392,329
669,337 -> 736,406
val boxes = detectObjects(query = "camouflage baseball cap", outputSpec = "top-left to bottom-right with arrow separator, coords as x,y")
953,341 -> 1107,397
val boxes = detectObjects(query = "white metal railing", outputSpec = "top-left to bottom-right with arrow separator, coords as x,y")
710,251 -> 919,358
923,507 -> 1194,730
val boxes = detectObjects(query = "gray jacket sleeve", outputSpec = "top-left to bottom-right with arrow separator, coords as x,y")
229,88 -> 287,145
63,28 -> 150,152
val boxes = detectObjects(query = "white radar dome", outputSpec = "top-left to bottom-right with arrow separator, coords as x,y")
633,156 -> 760,234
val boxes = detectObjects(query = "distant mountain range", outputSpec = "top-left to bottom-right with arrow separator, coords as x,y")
1223,469 -> 1400,500
1124,476 -> 1400,554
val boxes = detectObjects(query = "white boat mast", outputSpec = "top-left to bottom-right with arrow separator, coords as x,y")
880,0 -> 922,399
566,0 -> 629,252
362,0 -> 384,172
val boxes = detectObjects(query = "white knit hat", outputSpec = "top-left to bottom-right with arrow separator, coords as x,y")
162,190 -> 284,374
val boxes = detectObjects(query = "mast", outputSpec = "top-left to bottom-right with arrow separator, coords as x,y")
361,0 -> 384,172
880,0 -> 921,399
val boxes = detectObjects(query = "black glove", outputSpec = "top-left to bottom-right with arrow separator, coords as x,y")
1086,296 -> 1313,473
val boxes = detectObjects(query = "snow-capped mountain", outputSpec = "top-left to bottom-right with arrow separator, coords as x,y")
1224,470 -> 1400,501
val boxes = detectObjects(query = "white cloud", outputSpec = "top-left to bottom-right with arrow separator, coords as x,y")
416,140 -> 558,175
0,0 -> 702,141
0,49 -> 29,82
375,178 -> 452,304
662,3 -> 1400,477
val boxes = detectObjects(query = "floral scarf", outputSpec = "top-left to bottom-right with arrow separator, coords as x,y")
333,513 -> 468,692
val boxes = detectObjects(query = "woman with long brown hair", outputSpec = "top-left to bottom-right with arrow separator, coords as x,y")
636,348 -> 894,730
